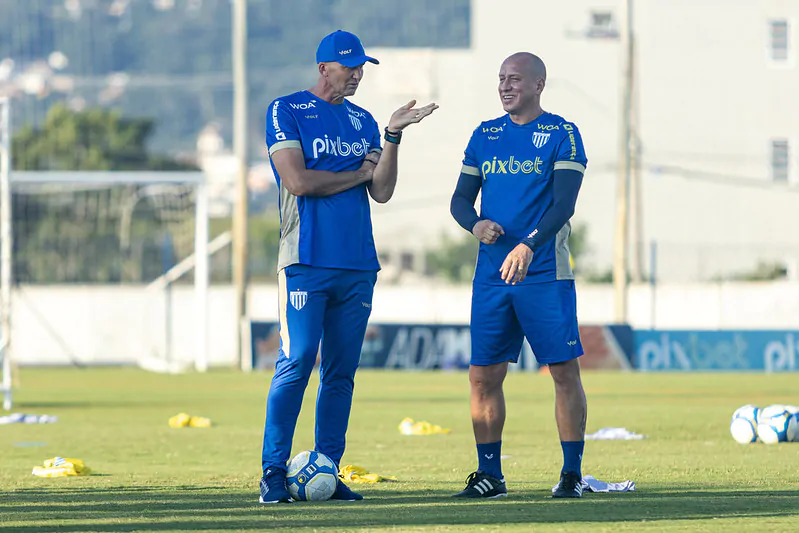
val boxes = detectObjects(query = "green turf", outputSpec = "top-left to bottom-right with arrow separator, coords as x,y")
0,368 -> 797,532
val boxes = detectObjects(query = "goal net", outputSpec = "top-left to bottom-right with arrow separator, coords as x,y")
1,159 -> 211,394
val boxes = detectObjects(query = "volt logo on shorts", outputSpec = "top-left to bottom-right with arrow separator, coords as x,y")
290,290 -> 308,311
567,339 -> 577,346
481,156 -> 544,177
312,135 -> 371,158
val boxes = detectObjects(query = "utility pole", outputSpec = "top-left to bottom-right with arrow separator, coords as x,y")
630,114 -> 645,282
629,8 -> 644,284
613,0 -> 634,322
232,0 -> 249,369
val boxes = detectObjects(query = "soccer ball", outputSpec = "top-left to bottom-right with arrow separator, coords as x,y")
757,408 -> 792,445
760,404 -> 791,420
729,404 -> 760,444
286,451 -> 338,501
788,413 -> 799,442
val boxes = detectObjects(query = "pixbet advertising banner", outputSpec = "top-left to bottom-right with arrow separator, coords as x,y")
634,330 -> 799,372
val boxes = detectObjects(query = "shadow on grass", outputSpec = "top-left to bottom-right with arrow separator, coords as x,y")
2,485 -> 799,531
14,401 -> 173,409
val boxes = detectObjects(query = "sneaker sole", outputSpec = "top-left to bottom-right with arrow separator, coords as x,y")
453,492 -> 508,499
258,496 -> 293,504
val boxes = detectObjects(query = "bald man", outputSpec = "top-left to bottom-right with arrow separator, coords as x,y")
450,52 -> 588,499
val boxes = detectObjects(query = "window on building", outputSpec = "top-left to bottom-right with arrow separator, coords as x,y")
586,10 -> 618,39
769,20 -> 790,62
771,139 -> 790,182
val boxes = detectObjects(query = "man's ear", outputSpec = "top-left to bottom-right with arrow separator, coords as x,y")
318,62 -> 327,77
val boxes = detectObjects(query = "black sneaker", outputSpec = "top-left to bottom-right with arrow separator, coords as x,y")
453,471 -> 507,499
258,468 -> 293,504
552,471 -> 583,499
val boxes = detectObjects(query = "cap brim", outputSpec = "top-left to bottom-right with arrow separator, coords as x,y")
338,55 -> 379,67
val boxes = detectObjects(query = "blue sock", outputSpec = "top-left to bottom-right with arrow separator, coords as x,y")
561,440 -> 584,477
477,441 -> 502,479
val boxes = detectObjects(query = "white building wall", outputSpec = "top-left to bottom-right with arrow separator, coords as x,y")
350,0 -> 799,281
7,282 -> 799,366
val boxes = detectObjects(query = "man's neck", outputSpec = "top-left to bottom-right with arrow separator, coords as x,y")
508,105 -> 544,126
308,81 -> 344,105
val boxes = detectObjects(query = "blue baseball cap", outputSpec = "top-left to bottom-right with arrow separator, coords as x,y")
316,30 -> 379,68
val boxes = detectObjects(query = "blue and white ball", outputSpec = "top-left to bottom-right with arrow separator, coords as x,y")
787,413 -> 799,442
286,451 -> 338,501
760,404 -> 792,420
729,404 -> 760,444
757,407 -> 792,444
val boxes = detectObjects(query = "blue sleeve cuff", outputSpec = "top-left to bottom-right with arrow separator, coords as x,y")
521,236 -> 538,252
450,171 -> 482,233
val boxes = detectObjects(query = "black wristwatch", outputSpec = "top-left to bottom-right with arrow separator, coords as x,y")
384,127 -> 402,145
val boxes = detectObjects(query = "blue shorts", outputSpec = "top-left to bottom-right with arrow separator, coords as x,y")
470,280 -> 583,366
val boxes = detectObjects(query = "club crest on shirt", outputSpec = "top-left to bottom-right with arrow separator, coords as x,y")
346,105 -> 366,131
532,132 -> 550,149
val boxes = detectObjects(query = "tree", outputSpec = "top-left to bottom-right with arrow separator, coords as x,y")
424,232 -> 479,283
208,214 -> 282,283
719,261 -> 788,282
12,103 -> 197,171
568,222 -> 589,271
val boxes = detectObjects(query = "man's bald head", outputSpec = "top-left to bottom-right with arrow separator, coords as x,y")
498,53 -> 547,122
503,52 -> 546,82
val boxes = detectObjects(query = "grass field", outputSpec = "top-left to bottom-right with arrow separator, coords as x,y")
0,368 -> 797,532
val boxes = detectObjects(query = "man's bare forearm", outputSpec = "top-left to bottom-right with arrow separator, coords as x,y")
369,142 -> 398,203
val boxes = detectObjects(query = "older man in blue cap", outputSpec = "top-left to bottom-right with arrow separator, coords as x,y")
259,30 -> 438,503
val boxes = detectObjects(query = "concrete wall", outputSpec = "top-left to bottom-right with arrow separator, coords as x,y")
7,282 -> 799,366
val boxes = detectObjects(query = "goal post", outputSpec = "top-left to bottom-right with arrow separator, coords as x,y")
0,97 -> 12,410
2,168 -> 211,384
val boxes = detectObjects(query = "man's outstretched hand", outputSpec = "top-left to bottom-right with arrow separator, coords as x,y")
387,100 -> 439,131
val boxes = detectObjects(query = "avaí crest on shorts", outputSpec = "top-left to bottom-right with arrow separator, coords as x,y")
290,290 -> 308,311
